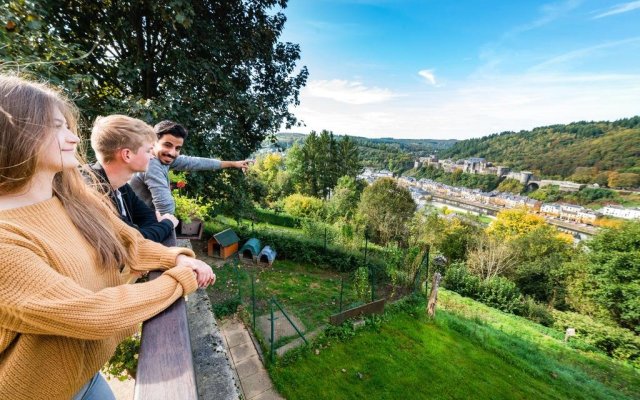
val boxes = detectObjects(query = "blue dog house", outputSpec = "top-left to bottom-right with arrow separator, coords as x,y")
258,246 -> 277,266
239,238 -> 261,262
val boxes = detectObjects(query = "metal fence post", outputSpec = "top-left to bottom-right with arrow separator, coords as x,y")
270,298 -> 275,363
251,272 -> 256,329
339,276 -> 344,312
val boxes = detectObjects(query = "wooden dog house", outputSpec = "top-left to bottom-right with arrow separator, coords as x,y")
207,229 -> 240,259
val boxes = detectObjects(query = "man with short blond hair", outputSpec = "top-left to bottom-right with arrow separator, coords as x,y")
90,115 -> 178,243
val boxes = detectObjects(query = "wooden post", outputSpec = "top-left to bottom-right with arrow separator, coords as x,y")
427,272 -> 442,318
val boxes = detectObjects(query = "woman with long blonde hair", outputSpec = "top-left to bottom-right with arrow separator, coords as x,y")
0,74 -> 215,399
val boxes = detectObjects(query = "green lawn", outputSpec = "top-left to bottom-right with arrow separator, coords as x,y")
269,294 -> 640,400
207,258 -> 364,336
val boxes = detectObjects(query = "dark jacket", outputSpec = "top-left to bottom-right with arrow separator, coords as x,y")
90,162 -> 174,243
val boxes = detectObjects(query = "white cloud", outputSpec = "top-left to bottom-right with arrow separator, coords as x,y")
286,72 -> 640,140
506,0 -> 582,36
529,36 -> 640,71
305,79 -> 396,105
592,1 -> 640,19
418,69 -> 437,85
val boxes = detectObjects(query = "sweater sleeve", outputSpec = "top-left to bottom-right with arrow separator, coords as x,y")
108,212 -> 195,273
172,155 -> 222,171
144,159 -> 175,215
0,241 -> 198,340
124,184 -> 173,243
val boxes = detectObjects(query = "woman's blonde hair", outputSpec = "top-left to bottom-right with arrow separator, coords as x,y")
91,115 -> 155,163
0,74 -> 131,270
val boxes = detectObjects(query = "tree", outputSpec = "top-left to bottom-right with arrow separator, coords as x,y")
2,0 -> 308,208
357,178 -> 416,246
608,172 -> 640,189
509,225 -> 575,307
497,178 -> 524,194
487,208 -> 546,240
281,193 -> 324,219
285,141 -> 306,193
287,130 -> 362,198
326,176 -> 361,221
466,233 -> 518,280
578,222 -> 640,332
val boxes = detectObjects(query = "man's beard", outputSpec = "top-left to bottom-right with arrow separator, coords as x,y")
159,153 -> 176,165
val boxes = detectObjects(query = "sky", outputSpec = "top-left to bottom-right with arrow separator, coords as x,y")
279,0 -> 640,139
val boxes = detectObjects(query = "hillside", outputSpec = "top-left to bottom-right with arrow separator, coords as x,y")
439,116 -> 640,178
270,291 -> 640,400
275,132 -> 457,173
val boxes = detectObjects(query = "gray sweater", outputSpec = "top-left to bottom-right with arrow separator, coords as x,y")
129,155 -> 221,215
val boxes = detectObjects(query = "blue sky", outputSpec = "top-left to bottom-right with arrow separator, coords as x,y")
280,0 -> 640,139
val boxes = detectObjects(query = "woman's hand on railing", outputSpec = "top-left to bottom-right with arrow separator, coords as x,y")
176,255 -> 216,288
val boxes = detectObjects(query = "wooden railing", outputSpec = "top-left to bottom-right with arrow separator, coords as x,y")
134,271 -> 198,400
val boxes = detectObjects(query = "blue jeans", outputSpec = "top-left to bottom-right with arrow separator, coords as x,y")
72,373 -> 116,400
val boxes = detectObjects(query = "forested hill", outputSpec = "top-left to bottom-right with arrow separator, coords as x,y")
439,116 -> 640,178
275,132 -> 456,173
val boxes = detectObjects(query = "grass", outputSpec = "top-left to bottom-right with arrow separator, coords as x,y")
268,293 -> 640,400
205,257 -> 365,336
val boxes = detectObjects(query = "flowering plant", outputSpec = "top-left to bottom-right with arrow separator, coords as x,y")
169,171 -> 188,190
173,190 -> 212,223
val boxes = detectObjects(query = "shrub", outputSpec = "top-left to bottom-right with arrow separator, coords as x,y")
254,207 -> 302,228
478,277 -> 522,313
553,310 -> 640,367
173,190 -> 212,223
103,333 -> 140,380
282,194 -> 325,219
204,221 -> 385,273
518,296 -> 554,326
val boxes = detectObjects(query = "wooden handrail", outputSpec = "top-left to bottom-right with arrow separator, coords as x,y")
134,271 -> 198,400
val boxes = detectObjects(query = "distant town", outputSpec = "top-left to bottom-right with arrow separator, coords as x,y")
358,155 -> 640,226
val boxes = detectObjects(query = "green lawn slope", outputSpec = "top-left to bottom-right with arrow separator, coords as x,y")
269,291 -> 639,400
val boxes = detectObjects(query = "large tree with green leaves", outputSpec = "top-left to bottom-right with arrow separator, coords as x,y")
357,177 -> 415,246
2,0 -> 308,213
576,222 -> 640,333
289,130 -> 361,198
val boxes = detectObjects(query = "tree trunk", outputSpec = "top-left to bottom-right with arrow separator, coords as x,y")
427,272 -> 442,318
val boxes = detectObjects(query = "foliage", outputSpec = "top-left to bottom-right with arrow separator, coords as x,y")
439,117 -> 640,184
102,333 -> 140,381
553,310 -> 640,367
528,185 -> 563,202
496,178 -> 524,194
172,190 -> 211,223
281,193 -> 325,219
248,153 -> 293,204
518,296 -> 555,327
410,210 -> 481,263
578,222 -> 640,333
357,178 -> 416,246
443,264 -> 522,313
509,225 -> 575,308
286,131 -> 362,198
486,207 -> 546,239
326,176 -> 363,222
253,207 -> 301,228
466,233 -> 518,280
2,0 -> 308,205
353,267 -> 371,303
204,221 -> 386,273
410,165 -> 501,192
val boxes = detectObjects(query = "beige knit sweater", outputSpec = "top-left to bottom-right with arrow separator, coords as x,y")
0,196 -> 199,399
